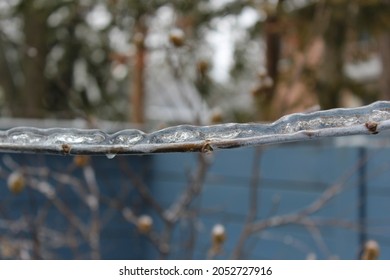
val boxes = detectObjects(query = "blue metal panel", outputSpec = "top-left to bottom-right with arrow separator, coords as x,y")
2,142 -> 390,259
0,154 -> 151,259
148,145 -> 362,259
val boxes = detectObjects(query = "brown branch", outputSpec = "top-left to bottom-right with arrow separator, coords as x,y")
165,153 -> 211,224
130,18 -> 147,124
302,218 -> 332,258
28,178 -> 89,240
249,160 -> 366,233
119,158 -> 165,218
231,147 -> 263,259
153,153 -> 211,259
232,149 -> 372,259
83,165 -> 101,259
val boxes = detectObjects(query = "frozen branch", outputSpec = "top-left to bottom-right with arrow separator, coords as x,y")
0,101 -> 389,155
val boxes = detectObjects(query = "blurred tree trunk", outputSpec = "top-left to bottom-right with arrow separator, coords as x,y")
130,18 -> 147,124
0,36 -> 20,116
256,0 -> 283,121
379,32 -> 390,100
52,9 -> 82,115
317,14 -> 346,109
21,1 -> 49,118
265,16 -> 281,91
261,14 -> 280,121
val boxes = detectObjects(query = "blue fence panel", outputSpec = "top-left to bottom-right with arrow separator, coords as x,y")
0,154 -> 151,259
364,147 -> 390,259
147,143 -> 363,259
1,140 -> 389,259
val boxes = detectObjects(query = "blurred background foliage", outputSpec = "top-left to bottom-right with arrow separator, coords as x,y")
0,0 -> 389,125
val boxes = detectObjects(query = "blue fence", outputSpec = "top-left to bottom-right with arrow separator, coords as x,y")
0,138 -> 389,259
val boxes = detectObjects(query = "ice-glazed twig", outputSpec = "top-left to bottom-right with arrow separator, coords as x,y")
1,101 -> 390,155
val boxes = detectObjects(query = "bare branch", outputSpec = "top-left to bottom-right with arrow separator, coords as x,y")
231,149 -> 371,259
231,148 -> 263,259
118,159 -> 165,217
165,153 -> 211,224
82,165 -> 100,260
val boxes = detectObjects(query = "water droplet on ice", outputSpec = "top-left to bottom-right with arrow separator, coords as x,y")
106,153 -> 116,159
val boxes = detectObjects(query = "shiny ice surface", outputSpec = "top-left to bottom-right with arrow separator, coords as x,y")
0,101 -> 390,154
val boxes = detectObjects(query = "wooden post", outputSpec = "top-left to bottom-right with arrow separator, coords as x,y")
130,19 -> 147,124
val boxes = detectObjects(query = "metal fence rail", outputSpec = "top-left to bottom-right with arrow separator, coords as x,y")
1,101 -> 390,155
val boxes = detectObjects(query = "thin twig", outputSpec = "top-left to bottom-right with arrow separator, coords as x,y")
232,149 -> 372,259
119,158 -> 165,218
165,153 -> 211,224
83,165 -> 101,260
231,147 -> 263,259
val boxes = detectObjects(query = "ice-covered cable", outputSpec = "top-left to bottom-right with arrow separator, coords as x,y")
1,101 -> 390,156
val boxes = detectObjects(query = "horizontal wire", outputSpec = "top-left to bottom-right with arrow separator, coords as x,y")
0,101 -> 390,155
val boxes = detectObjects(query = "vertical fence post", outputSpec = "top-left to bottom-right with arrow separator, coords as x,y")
357,147 -> 367,259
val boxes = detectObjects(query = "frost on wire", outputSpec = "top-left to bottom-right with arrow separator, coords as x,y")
1,101 -> 390,155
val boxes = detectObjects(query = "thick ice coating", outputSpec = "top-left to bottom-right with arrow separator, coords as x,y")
0,101 -> 390,155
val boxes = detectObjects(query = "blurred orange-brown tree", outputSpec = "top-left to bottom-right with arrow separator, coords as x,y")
0,0 -> 388,123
